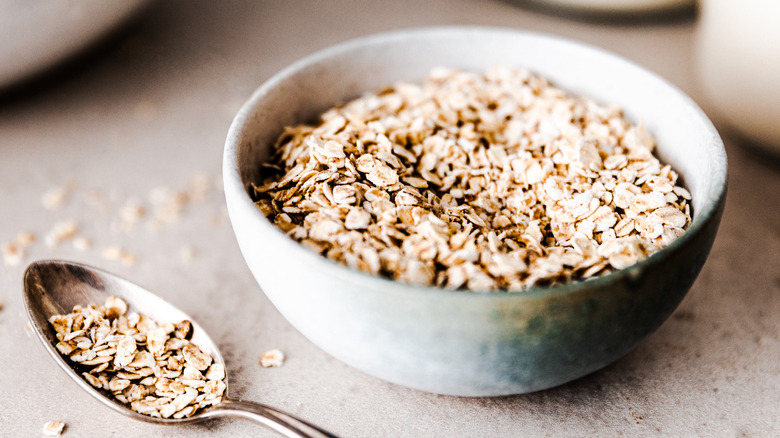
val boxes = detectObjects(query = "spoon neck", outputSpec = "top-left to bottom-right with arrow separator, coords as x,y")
206,397 -> 336,438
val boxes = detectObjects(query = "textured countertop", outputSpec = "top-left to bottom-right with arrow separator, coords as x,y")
1,1 -> 778,436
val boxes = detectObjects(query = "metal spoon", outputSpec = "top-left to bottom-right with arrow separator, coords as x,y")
23,260 -> 336,438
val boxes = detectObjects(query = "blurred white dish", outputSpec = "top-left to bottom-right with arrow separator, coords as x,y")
697,0 -> 780,153
0,0 -> 151,89
522,0 -> 694,14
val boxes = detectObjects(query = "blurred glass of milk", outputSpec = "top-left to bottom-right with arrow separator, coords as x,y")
697,0 -> 780,154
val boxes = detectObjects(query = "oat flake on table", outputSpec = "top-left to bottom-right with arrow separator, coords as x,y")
259,349 -> 285,368
42,421 -> 66,436
255,67 -> 691,291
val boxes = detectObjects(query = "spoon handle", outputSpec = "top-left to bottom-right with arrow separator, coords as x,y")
209,398 -> 337,437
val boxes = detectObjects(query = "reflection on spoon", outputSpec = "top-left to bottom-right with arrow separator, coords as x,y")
23,260 -> 336,438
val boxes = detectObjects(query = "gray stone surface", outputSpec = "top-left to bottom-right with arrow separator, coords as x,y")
0,1 -> 777,436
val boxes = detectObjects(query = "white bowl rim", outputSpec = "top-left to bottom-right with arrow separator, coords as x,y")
224,25 -> 728,300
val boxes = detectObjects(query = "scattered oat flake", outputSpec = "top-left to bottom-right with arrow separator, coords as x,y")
149,187 -> 189,223
15,231 -> 35,245
102,246 -> 123,260
259,349 -> 285,368
42,186 -> 70,211
102,246 -> 137,266
45,221 -> 78,248
117,198 -> 147,232
120,253 -> 137,266
42,421 -> 65,436
72,236 -> 92,251
2,241 -> 22,266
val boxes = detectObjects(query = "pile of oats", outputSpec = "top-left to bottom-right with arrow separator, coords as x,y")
254,67 -> 691,291
49,297 -> 225,419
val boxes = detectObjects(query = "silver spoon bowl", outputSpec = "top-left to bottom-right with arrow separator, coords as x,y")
23,260 -> 336,438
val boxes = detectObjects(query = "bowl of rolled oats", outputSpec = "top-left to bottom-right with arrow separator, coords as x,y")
223,27 -> 727,396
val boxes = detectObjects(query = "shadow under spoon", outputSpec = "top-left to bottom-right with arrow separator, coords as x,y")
23,259 -> 336,438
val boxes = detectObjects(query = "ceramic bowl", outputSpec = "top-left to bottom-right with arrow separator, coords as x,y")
223,27 -> 727,396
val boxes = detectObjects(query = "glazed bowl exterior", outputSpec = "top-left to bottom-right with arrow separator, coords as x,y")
223,27 -> 727,396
